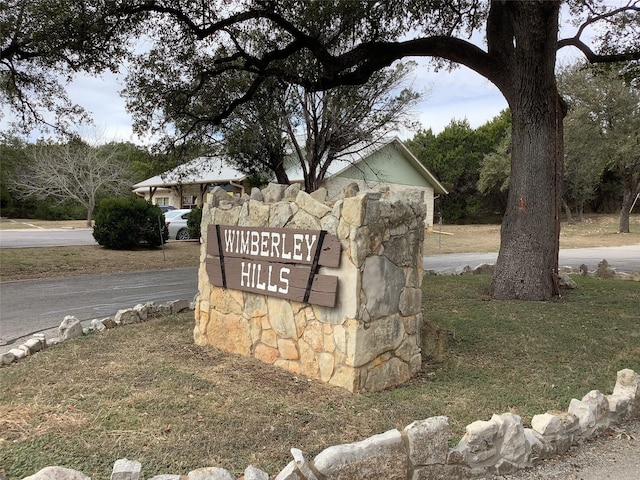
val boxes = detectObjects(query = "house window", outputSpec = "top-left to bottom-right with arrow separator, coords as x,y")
182,195 -> 197,208
156,197 -> 169,206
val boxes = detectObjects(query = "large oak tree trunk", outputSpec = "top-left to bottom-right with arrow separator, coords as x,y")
489,2 -> 562,300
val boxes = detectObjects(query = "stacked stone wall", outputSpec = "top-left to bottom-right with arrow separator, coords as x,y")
194,183 -> 426,392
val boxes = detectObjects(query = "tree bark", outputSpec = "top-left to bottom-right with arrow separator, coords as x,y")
619,187 -> 633,233
561,198 -> 574,224
488,2 -> 562,300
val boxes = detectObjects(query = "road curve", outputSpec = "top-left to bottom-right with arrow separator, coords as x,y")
0,267 -> 198,348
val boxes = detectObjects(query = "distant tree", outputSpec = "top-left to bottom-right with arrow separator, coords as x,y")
223,79 -> 291,185
477,130 -> 511,214
407,120 -> 482,222
559,62 -> 640,233
0,133 -> 28,213
0,0 -> 132,133
125,44 -> 421,192
9,139 -> 133,226
407,113 -> 509,222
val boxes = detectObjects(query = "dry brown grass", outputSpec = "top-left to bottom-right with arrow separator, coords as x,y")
0,242 -> 201,281
2,276 -> 639,480
424,214 -> 640,254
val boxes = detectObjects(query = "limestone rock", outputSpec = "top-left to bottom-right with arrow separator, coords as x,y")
262,183 -> 286,203
404,416 -> 451,466
24,337 -> 45,354
607,394 -> 631,420
459,419 -> 500,464
291,448 -> 318,479
244,465 -> 269,480
531,413 -> 564,436
613,368 -> 640,400
1,351 -> 16,365
313,429 -> 407,480
273,461 -> 302,480
168,299 -> 191,314
187,467 -> 234,480
114,308 -> 140,326
295,190 -> 331,218
111,458 -> 142,480
594,259 -> 615,278
473,263 -> 494,275
341,194 -> 366,226
283,183 -> 301,199
208,186 -> 232,207
362,256 -> 405,319
568,398 -> 597,434
343,182 -> 359,198
558,272 -> 577,289
270,202 -> 294,228
59,315 -> 83,339
250,187 -> 264,202
364,356 -> 411,392
613,368 -> 640,416
133,303 -> 151,320
309,187 -> 327,203
581,390 -> 609,425
22,466 -> 90,480
492,413 -> 528,465
91,318 -> 107,332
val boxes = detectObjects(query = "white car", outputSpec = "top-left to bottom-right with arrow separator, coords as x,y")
164,209 -> 192,240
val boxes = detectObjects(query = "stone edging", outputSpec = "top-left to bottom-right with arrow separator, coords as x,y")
11,366 -> 640,479
0,299 -> 194,367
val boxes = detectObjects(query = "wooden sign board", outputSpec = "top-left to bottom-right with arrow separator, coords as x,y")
206,224 -> 341,307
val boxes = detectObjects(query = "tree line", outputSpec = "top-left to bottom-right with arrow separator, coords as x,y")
0,136 -> 171,225
412,58 -> 639,235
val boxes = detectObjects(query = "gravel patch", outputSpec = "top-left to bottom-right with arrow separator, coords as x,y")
497,420 -> 640,480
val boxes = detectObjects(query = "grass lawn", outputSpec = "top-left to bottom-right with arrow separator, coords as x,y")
1,275 -> 638,479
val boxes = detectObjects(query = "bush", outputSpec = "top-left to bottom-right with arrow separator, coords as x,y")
187,206 -> 202,240
93,197 -> 168,249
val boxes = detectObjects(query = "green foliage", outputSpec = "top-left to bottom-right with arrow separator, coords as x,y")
187,206 -> 202,240
93,197 -> 167,249
559,62 -> 640,230
407,113 -> 511,222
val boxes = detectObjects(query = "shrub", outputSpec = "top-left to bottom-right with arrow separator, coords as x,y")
93,197 -> 168,249
187,206 -> 202,240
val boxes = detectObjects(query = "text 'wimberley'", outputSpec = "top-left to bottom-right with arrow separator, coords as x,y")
206,224 -> 341,307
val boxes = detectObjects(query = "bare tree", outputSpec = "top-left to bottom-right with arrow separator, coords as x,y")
11,140 -> 133,226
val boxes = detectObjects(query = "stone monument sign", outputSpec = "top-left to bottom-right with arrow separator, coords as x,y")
194,184 -> 426,392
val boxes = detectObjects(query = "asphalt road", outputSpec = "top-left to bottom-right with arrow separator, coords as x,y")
0,267 -> 198,348
423,244 -> 640,273
0,228 -> 97,248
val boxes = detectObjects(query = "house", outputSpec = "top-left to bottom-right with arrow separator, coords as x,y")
132,137 -> 447,226
286,137 -> 447,226
132,156 -> 247,209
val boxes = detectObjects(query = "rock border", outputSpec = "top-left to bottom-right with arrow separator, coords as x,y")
12,369 -> 640,480
0,299 -> 194,367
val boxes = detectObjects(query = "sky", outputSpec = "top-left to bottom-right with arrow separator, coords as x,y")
30,61 -> 509,145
